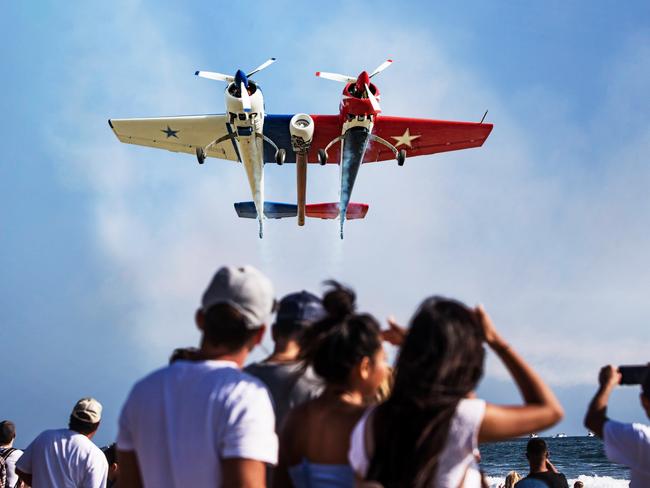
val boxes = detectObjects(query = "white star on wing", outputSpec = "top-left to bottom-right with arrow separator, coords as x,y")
391,128 -> 421,148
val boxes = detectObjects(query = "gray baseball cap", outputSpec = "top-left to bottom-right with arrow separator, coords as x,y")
201,265 -> 274,328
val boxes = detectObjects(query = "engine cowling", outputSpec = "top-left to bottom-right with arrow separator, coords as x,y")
289,114 -> 314,153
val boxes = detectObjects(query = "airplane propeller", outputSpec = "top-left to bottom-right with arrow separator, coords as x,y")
369,59 -> 393,78
195,58 -> 277,112
315,59 -> 392,111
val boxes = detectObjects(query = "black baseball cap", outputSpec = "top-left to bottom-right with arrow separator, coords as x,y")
274,291 -> 325,328
0,420 -> 16,444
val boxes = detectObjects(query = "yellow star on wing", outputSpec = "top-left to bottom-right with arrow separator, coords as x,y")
391,128 -> 421,148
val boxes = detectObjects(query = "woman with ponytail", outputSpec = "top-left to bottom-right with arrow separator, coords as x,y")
349,297 -> 564,488
275,281 -> 390,488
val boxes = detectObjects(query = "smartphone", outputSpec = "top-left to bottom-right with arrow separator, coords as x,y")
619,365 -> 649,385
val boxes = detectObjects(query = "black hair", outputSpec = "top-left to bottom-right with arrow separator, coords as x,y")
272,320 -> 306,340
169,347 -> 200,364
68,415 -> 99,436
526,438 -> 548,460
102,443 -> 117,465
367,296 -> 485,488
203,303 -> 263,351
322,280 -> 356,320
0,421 -> 15,445
299,281 -> 381,385
0,431 -> 12,445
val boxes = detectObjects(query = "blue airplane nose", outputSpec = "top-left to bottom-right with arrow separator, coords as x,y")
234,69 -> 249,89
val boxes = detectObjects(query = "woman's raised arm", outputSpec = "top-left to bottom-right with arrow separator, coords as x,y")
476,306 -> 564,442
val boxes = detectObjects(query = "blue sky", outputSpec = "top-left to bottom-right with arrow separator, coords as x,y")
2,1 -> 649,448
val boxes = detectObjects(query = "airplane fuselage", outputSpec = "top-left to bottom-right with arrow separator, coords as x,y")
335,78 -> 382,238
224,82 -> 267,237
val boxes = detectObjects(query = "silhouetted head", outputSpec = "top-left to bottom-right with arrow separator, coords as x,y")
0,420 -> 16,446
272,290 -> 325,342
102,443 -> 119,481
526,438 -> 549,467
299,281 -> 387,397
199,303 -> 266,352
367,296 -> 485,487
102,443 -> 117,465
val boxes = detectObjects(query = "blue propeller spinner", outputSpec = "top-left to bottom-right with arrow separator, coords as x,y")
195,59 -> 276,112
234,69 -> 249,90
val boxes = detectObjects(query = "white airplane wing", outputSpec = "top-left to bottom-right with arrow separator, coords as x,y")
108,114 -> 241,162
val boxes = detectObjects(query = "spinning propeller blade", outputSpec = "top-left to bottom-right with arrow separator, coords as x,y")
315,71 -> 357,83
365,84 -> 380,111
247,58 -> 277,77
369,59 -> 393,78
194,71 -> 234,82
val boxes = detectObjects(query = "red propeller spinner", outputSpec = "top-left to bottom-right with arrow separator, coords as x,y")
315,59 -> 393,113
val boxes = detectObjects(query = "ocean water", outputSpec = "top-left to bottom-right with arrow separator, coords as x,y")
480,436 -> 629,487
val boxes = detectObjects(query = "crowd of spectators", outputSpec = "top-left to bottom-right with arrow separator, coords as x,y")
2,264 -> 649,487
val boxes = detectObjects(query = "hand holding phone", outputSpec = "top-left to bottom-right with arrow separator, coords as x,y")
619,365 -> 649,385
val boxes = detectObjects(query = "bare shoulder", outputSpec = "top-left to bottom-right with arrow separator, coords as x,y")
280,397 -> 318,439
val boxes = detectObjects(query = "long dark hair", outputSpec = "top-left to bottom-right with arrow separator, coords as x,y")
367,296 -> 485,487
299,281 -> 382,385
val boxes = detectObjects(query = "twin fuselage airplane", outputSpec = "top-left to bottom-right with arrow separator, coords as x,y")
109,58 -> 493,238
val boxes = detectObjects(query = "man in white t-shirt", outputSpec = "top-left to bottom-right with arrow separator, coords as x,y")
1,420 -> 23,488
117,265 -> 278,488
15,398 -> 108,488
585,364 -> 650,488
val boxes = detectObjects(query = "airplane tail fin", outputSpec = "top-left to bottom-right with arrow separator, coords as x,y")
305,202 -> 369,220
234,202 -> 298,219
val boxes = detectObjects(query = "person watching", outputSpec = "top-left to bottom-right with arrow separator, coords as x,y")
101,443 -> 119,488
275,281 -> 390,488
117,265 -> 278,488
0,420 -> 23,488
499,470 -> 521,488
584,364 -> 650,487
245,290 -> 325,430
522,438 -> 569,488
349,298 -> 564,488
16,398 -> 108,488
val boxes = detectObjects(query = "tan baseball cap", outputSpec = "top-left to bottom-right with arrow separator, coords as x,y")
71,397 -> 102,424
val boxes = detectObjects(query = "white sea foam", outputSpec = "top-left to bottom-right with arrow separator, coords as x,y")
486,474 -> 629,487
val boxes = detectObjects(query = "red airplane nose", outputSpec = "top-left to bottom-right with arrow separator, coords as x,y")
356,71 -> 370,92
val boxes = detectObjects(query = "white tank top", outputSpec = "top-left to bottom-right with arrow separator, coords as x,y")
348,398 -> 486,488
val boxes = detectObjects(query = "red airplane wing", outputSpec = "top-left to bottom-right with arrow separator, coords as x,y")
365,116 -> 493,163
307,115 -> 342,164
